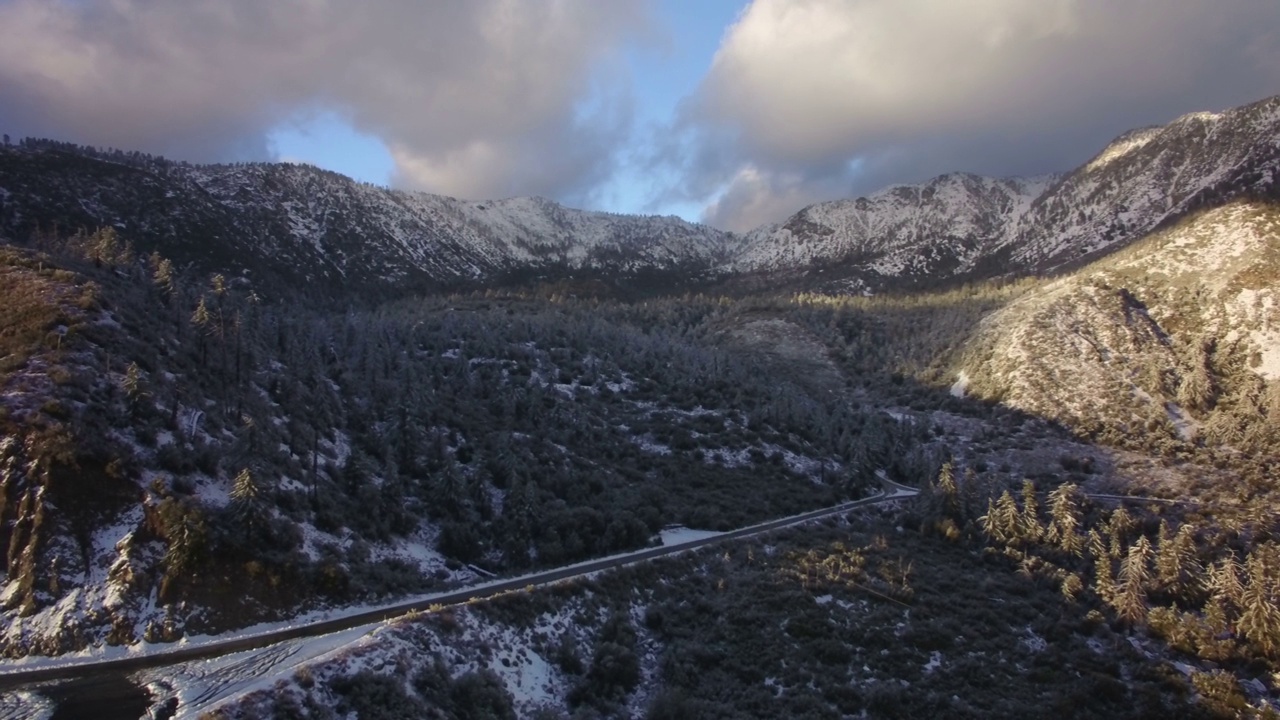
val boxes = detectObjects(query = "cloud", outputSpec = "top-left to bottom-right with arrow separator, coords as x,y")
0,0 -> 649,203
667,0 -> 1280,230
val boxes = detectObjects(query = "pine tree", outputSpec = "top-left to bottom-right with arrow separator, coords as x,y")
191,297 -> 212,365
1114,536 -> 1153,625
1095,553 -> 1116,606
1107,507 -> 1134,558
1046,483 -> 1083,556
153,257 -> 176,300
1087,529 -> 1106,560
979,498 -> 999,540
1061,573 -> 1084,602
979,491 -> 1021,545
1238,550 -> 1280,655
1212,552 -> 1246,612
122,362 -> 144,406
1155,522 -> 1202,601
230,468 -> 263,526
1018,479 -> 1042,543
1177,337 -> 1217,413
936,461 -> 958,517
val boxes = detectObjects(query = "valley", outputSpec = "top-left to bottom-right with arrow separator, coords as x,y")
0,93 -> 1278,718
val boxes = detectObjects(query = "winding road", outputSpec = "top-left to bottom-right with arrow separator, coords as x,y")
0,474 -> 917,717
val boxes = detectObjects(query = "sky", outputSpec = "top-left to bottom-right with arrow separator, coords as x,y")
1,0 -> 1278,232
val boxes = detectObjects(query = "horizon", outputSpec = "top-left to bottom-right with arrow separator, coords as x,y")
1,1 -> 1278,231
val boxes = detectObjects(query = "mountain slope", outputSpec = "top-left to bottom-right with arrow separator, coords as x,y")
0,146 -> 733,298
735,95 -> 1280,292
3,95 -> 1279,299
955,200 -> 1280,453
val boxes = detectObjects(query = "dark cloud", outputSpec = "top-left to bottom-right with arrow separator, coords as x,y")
0,0 -> 649,202
665,0 -> 1280,230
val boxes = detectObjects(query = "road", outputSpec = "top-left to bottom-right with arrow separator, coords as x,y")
0,475 -> 918,700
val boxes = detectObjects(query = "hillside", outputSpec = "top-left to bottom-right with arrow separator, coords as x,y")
2,95 -> 1278,301
736,95 -> 1280,292
0,236 -> 926,659
957,201 -> 1280,459
4,96 -> 1280,719
0,146 -> 733,299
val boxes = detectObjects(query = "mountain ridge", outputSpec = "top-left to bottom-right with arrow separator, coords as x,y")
1,95 -> 1278,298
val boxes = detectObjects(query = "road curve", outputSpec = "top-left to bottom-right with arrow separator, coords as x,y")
0,476 -> 917,692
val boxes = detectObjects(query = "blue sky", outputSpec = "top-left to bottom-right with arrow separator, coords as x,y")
267,0 -> 748,222
2,0 -> 1278,231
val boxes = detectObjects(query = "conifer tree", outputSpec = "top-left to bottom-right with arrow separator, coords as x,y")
1212,552 -> 1246,612
1047,483 -> 1083,556
1095,553 -> 1116,606
153,257 -> 176,300
1107,507 -> 1134,558
1239,550 -> 1280,656
122,362 -> 145,414
1114,536 -> 1153,625
1156,522 -> 1202,600
936,461 -> 958,517
1087,528 -> 1106,560
230,468 -> 263,526
1061,573 -> 1084,602
192,297 -> 212,366
980,491 -> 1021,545
1018,479 -> 1042,543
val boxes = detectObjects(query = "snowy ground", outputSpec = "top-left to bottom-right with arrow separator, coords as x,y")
2,489 -> 910,719
139,625 -> 376,718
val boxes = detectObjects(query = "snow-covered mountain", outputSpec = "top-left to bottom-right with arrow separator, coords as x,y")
730,173 -> 1057,291
954,200 -> 1280,452
0,149 -> 733,296
1,95 -> 1278,296
734,95 -> 1280,292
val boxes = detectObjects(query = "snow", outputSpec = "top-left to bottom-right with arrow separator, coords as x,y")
484,625 -> 559,711
0,690 -> 52,720
1165,403 -> 1199,442
1021,627 -> 1048,653
140,624 -> 376,718
1083,127 -> 1161,173
1249,329 -> 1280,380
659,527 -> 722,546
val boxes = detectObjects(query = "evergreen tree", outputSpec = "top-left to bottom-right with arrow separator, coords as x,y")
1212,552 -> 1246,612
122,362 -> 145,416
980,491 -> 1021,544
1086,528 -> 1106,560
936,461 -> 958,515
1155,522 -> 1202,601
1239,550 -> 1280,655
230,468 -> 264,527
1107,507 -> 1134,559
1095,553 -> 1116,606
153,257 -> 176,300
1046,482 -> 1083,556
1018,479 -> 1042,544
1114,536 -> 1153,625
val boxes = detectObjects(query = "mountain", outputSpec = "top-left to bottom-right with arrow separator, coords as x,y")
0,147 -> 733,299
2,95 -> 1279,299
735,95 -> 1280,292
955,200 -> 1280,454
7,98 -> 1280,720
730,173 -> 1057,292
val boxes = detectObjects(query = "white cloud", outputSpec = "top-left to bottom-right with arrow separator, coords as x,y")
0,0 -> 648,202
670,0 -> 1280,229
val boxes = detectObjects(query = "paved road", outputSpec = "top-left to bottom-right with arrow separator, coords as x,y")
0,475 -> 917,701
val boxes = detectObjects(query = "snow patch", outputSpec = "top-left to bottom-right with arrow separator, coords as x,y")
660,527 -> 723,546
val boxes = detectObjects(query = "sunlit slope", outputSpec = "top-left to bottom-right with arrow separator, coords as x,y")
958,201 -> 1280,451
